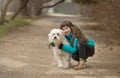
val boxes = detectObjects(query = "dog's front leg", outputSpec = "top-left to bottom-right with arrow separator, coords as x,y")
53,48 -> 63,68
63,53 -> 71,69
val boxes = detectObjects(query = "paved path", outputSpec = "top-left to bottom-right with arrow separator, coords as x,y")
0,16 -> 120,78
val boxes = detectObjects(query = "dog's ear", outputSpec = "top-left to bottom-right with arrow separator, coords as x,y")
48,44 -> 51,49
48,33 -> 51,38
48,32 -> 52,43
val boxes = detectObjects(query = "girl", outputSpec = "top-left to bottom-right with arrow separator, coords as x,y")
58,21 -> 95,70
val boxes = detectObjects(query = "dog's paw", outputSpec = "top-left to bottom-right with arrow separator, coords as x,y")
63,66 -> 70,69
58,65 -> 63,68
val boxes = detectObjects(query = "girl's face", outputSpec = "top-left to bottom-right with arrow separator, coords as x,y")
62,26 -> 71,35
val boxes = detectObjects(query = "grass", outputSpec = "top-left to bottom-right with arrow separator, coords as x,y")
0,18 -> 28,38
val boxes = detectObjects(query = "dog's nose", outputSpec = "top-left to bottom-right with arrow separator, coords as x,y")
54,36 -> 57,39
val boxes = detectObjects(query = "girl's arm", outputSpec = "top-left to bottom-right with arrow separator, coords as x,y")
87,37 -> 95,47
59,38 -> 78,54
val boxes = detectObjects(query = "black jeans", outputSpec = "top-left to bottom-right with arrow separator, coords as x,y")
72,41 -> 95,61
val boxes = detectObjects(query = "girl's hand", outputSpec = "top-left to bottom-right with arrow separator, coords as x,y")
50,42 -> 55,47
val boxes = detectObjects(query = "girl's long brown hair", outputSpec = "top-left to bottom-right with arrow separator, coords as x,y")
60,21 -> 87,43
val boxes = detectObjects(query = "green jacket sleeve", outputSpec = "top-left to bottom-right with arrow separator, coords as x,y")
59,38 -> 78,54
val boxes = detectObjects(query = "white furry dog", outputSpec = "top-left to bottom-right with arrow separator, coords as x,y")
48,29 -> 71,68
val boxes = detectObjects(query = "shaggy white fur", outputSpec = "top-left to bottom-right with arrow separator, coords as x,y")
48,29 -> 71,68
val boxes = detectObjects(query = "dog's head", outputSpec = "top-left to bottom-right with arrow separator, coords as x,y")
48,29 -> 64,45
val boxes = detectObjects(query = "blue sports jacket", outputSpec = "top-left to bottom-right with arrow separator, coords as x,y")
59,32 -> 95,54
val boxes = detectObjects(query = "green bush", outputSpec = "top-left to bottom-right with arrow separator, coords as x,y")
0,18 -> 28,37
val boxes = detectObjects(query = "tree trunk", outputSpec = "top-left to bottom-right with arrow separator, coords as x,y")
0,0 -> 13,24
21,6 -> 30,17
10,0 -> 29,20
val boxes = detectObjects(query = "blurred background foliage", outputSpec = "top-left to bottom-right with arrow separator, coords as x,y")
0,0 -> 120,35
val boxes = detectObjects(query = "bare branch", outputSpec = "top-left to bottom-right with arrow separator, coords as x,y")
42,0 -> 52,3
42,0 -> 65,9
37,0 -> 65,15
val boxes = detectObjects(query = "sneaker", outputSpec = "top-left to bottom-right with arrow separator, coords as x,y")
74,58 -> 86,70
